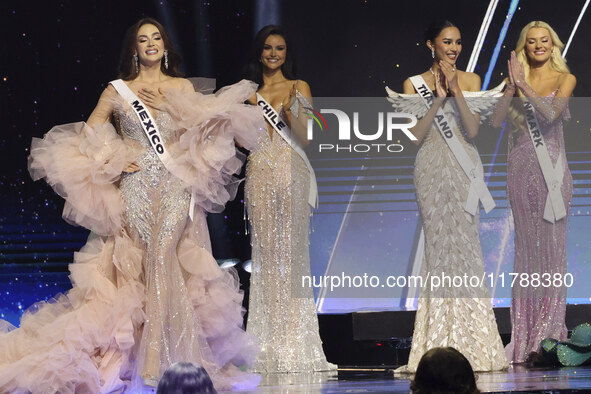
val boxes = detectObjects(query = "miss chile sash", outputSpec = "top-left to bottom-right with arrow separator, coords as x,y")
522,100 -> 566,223
110,79 -> 197,220
256,93 -> 319,208
409,75 -> 495,216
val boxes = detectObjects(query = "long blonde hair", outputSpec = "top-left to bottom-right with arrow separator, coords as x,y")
515,21 -> 570,79
507,21 -> 569,134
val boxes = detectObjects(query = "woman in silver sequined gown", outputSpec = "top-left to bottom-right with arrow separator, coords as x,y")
243,25 -> 335,373
0,18 -> 262,393
396,21 -> 507,372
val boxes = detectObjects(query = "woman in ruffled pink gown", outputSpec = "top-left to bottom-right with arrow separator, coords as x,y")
491,21 -> 576,364
0,17 -> 264,392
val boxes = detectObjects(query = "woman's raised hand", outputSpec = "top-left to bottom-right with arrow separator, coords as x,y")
434,68 -> 447,98
508,51 -> 526,90
439,61 -> 458,94
138,87 -> 167,111
282,80 -> 299,113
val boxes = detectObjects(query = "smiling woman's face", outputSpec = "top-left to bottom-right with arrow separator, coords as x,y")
260,34 -> 286,71
135,23 -> 164,65
524,27 -> 553,64
429,26 -> 462,66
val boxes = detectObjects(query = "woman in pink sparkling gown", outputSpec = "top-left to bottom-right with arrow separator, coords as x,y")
0,18 -> 263,392
491,21 -> 576,364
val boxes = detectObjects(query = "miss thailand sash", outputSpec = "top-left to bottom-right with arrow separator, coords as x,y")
409,75 -> 495,215
110,79 -> 197,220
256,93 -> 318,208
522,100 -> 566,223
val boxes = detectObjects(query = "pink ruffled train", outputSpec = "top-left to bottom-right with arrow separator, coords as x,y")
0,80 -> 265,393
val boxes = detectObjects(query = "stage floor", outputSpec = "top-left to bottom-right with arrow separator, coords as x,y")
221,366 -> 591,393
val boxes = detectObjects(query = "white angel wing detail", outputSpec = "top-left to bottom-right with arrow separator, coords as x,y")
385,86 -> 428,119
464,81 -> 506,121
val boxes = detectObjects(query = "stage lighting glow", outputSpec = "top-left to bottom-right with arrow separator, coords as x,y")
482,0 -> 520,90
317,178 -> 361,312
254,0 -> 281,33
242,259 -> 252,273
467,0 -> 499,73
484,122 -> 507,184
218,258 -> 240,269
563,0 -> 590,58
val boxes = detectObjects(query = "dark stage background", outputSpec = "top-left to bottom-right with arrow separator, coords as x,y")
1,0 -> 590,323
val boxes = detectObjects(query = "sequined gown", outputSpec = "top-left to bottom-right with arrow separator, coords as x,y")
505,93 -> 572,363
404,99 -> 508,372
0,80 -> 264,393
245,101 -> 335,373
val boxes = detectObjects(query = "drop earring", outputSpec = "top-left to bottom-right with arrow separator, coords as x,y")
164,50 -> 169,70
133,54 -> 139,73
431,48 -> 435,59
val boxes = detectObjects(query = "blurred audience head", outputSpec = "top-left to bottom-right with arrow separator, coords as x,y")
410,347 -> 480,394
156,362 -> 216,394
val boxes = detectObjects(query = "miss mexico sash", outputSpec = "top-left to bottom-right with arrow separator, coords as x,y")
110,79 -> 198,220
256,93 -> 319,208
409,75 -> 496,216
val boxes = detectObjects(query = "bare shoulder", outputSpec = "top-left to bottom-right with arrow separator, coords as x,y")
460,71 -> 481,91
557,73 -> 576,97
402,78 -> 416,94
562,73 -> 576,85
101,84 -> 118,99
294,79 -> 312,96
170,77 -> 195,92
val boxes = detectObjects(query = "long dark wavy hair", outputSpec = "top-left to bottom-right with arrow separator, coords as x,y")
117,17 -> 183,80
243,25 -> 296,88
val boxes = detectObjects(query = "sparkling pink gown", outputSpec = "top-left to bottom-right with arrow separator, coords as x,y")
0,80 -> 264,393
505,92 -> 572,363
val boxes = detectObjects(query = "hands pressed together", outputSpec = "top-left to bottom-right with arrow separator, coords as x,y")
506,50 -> 526,96
281,80 -> 299,114
434,61 -> 459,97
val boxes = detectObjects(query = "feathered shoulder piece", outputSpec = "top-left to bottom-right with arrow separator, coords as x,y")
385,81 -> 506,122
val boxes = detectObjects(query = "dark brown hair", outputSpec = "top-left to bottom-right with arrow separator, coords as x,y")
243,25 -> 296,88
117,17 -> 183,80
425,20 -> 458,44
156,362 -> 216,394
411,347 -> 480,394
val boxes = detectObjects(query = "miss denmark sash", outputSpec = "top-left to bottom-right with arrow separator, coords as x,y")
522,100 -> 566,222
256,93 -> 318,208
409,75 -> 495,215
110,79 -> 198,220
